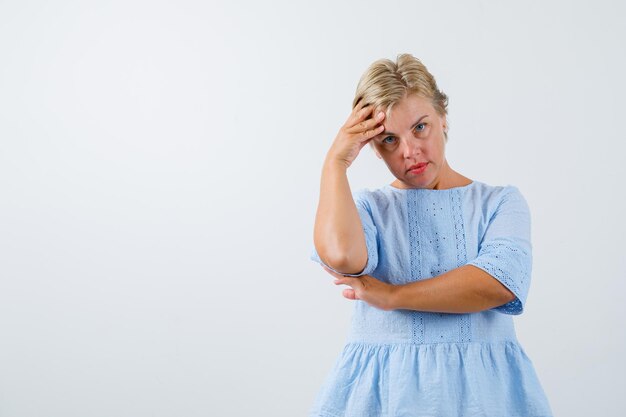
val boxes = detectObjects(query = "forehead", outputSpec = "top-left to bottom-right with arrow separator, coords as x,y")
384,94 -> 436,123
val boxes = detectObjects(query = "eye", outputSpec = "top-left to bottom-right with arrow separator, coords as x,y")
382,136 -> 396,144
414,123 -> 427,133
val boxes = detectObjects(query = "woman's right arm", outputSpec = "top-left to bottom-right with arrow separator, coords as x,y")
313,104 -> 385,275
314,158 -> 367,274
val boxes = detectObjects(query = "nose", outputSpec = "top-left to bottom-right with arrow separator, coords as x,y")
399,136 -> 420,159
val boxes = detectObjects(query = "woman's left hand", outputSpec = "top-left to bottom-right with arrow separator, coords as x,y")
322,266 -> 398,311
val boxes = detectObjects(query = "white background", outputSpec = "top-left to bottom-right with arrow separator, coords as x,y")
1,1 -> 624,416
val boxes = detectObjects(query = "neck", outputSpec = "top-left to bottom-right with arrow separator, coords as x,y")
435,163 -> 472,190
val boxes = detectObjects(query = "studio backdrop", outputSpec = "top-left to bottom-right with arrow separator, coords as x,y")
0,1 -> 624,416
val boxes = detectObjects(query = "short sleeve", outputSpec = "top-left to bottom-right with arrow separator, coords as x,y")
309,190 -> 379,277
466,186 -> 532,315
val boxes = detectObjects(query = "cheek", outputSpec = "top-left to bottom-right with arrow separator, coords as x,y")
428,137 -> 445,156
378,155 -> 400,171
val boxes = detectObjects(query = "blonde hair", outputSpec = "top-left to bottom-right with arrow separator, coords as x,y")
353,54 -> 449,141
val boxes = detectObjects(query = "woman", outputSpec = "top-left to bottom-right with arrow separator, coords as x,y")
310,54 -> 553,416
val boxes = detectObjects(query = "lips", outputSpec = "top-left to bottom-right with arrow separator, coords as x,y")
407,162 -> 428,172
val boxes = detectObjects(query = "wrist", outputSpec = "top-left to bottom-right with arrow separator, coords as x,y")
323,153 -> 349,171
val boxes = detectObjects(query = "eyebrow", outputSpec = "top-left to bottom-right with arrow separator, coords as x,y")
380,115 -> 429,137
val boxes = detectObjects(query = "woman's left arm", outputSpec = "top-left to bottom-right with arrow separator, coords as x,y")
329,265 -> 515,313
330,185 -> 532,314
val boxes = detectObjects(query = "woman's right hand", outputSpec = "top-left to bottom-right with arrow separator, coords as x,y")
326,103 -> 386,169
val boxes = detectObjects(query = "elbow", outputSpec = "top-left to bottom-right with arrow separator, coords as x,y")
314,247 -> 343,269
315,246 -> 368,275
502,288 -> 517,303
313,227 -> 369,275
472,271 -> 517,307
475,286 -> 517,313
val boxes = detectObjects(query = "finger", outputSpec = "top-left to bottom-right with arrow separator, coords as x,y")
333,277 -> 350,286
353,97 -> 369,114
345,104 -> 376,128
348,124 -> 385,149
351,122 -> 386,143
347,111 -> 385,134
334,276 -> 361,288
353,105 -> 377,124
342,288 -> 358,300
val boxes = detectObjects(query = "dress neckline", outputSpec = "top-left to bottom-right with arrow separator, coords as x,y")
384,181 -> 476,192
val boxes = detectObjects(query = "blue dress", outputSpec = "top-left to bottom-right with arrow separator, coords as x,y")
309,181 -> 553,417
